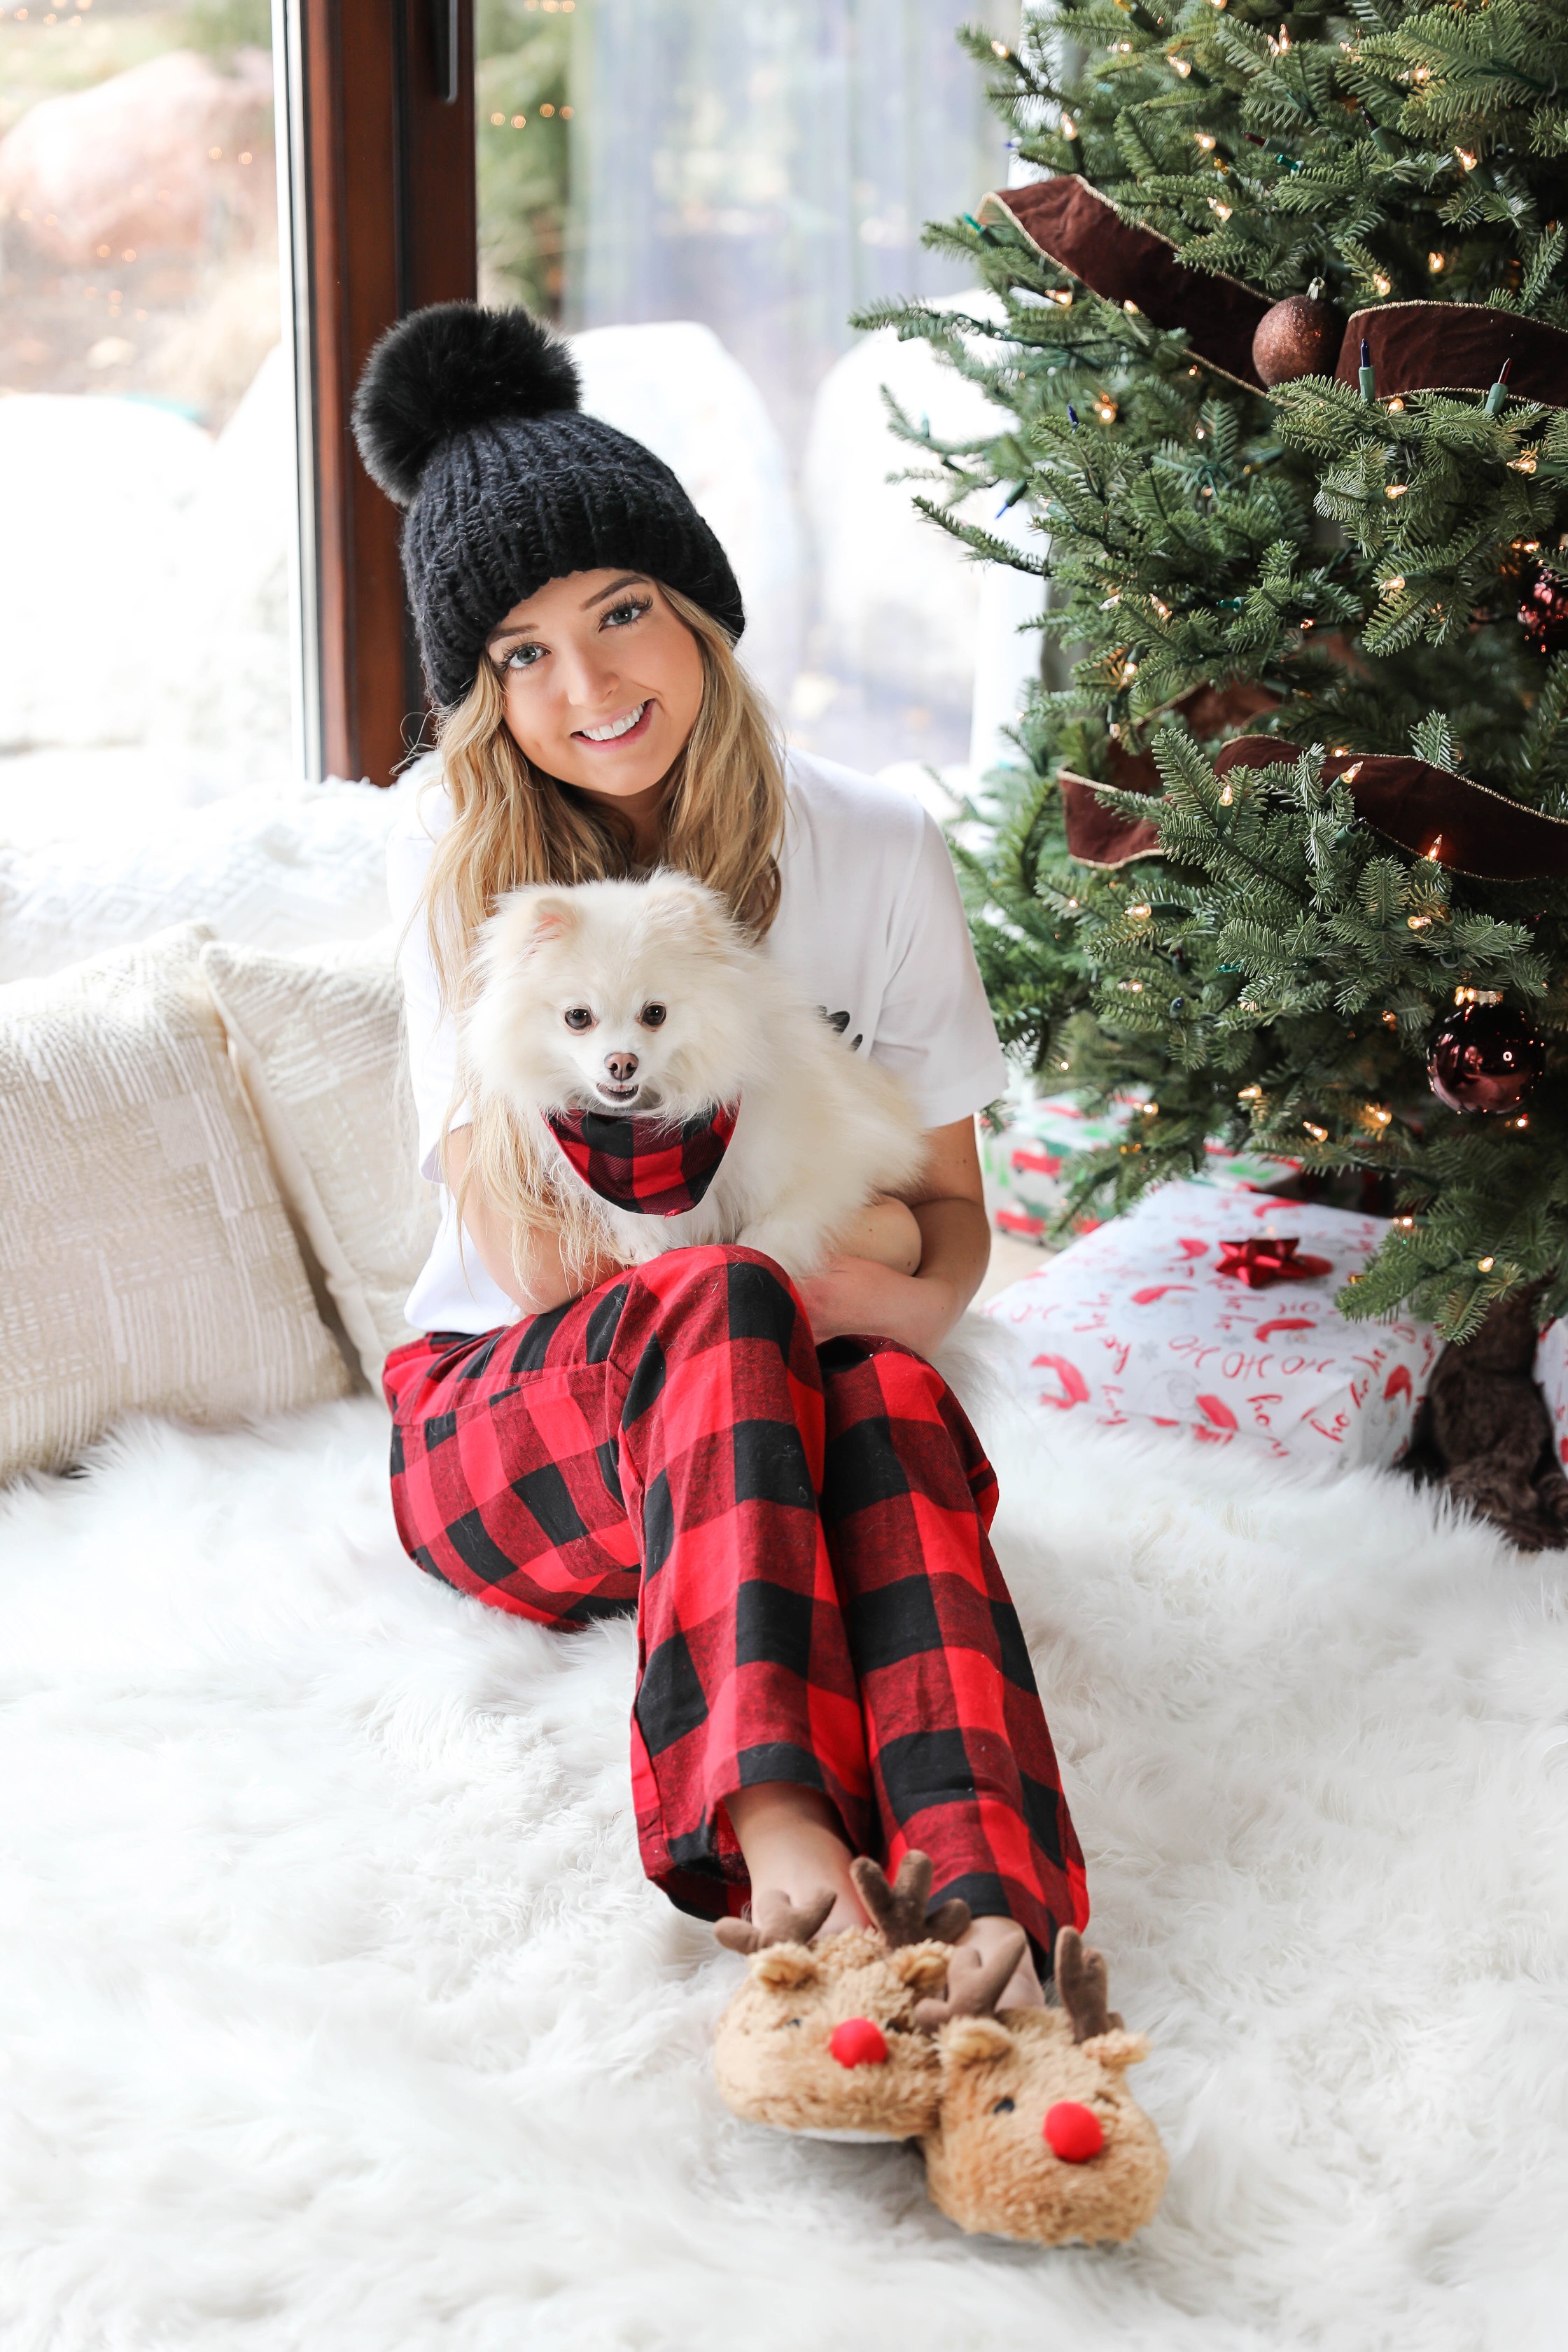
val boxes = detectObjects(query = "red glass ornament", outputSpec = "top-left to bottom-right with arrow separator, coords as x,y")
1518,565 -> 1568,656
829,2016 -> 888,2068
1427,1001 -> 1546,1114
1252,293 -> 1343,386
1043,2101 -> 1105,2163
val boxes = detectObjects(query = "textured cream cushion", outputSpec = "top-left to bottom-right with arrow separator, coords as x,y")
0,768 -> 428,983
1,924 -> 351,1484
200,935 -> 438,1386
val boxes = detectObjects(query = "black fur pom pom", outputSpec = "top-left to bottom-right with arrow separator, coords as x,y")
351,302 -> 580,505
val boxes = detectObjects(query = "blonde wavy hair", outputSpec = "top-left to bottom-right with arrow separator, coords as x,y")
414,582 -> 787,1276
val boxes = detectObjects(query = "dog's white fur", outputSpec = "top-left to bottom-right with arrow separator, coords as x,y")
461,872 -> 926,1280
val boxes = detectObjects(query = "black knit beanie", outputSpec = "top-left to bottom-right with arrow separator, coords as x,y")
351,302 -> 746,710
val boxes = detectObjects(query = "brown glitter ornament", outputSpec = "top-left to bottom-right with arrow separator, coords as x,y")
1252,282 -> 1344,387
1518,564 -> 1568,657
1427,1001 -> 1546,1115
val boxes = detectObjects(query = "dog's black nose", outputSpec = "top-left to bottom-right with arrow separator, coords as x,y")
604,1051 -> 640,1082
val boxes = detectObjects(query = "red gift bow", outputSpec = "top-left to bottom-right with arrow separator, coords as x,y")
1214,1235 -> 1334,1289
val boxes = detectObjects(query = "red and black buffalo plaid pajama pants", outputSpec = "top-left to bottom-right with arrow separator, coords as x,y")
382,1245 -> 1088,1960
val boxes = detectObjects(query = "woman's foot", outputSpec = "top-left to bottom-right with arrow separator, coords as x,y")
959,1914 -> 1046,2010
723,1788 -> 1046,2004
724,1782 -> 868,1937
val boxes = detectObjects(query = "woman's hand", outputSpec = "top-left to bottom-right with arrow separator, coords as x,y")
796,1253 -> 965,1357
832,1196 -> 923,1276
795,1119 -> 991,1358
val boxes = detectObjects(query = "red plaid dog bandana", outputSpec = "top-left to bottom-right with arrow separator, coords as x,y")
545,1100 -> 739,1217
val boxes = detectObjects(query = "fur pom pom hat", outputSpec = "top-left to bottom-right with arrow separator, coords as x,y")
351,302 -> 746,708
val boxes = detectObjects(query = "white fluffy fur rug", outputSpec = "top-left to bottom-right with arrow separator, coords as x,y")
4,1359 -> 1567,2351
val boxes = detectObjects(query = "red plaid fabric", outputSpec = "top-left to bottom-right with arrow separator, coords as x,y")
543,1102 -> 738,1216
382,1245 -> 1088,1959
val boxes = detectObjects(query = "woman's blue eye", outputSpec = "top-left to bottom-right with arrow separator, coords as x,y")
604,599 -> 651,629
503,642 -> 543,669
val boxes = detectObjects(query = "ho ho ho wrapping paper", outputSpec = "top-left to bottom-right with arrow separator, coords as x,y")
983,1181 -> 1441,1469
980,1091 -> 1299,1247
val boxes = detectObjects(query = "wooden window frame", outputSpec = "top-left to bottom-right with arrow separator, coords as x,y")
275,0 -> 477,787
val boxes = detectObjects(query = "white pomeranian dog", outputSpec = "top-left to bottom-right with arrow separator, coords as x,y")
459,871 -> 926,1284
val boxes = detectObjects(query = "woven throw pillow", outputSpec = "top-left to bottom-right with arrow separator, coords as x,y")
200,935 -> 438,1386
0,765 -> 432,984
1,923 -> 350,1485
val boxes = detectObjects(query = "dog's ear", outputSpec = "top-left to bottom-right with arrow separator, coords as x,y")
639,872 -> 732,940
492,887 -> 582,957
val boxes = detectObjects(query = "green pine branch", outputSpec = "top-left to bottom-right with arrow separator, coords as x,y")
882,0 -> 1568,1337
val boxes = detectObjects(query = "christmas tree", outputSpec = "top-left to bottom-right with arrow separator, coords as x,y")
477,0 -> 573,316
867,0 -> 1568,1340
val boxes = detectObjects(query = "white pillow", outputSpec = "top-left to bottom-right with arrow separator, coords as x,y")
200,935 -> 438,1387
0,769 -> 425,983
0,924 -> 351,1485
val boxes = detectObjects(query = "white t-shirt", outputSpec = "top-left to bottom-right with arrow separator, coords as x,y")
386,748 -> 1009,1334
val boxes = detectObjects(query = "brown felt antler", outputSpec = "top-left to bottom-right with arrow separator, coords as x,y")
912,1925 -> 1028,2031
713,1888 -> 835,1956
850,1851 -> 970,1949
1054,1926 -> 1124,2043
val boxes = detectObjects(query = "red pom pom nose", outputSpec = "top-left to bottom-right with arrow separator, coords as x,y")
1043,2101 -> 1104,2162
829,2017 -> 889,2068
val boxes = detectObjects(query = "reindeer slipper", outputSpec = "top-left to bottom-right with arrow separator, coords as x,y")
920,1926 -> 1168,2246
710,1852 -> 969,2141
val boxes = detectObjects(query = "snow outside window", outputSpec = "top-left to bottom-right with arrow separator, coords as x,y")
0,0 -> 295,849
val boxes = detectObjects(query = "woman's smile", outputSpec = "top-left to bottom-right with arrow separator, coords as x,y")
484,570 -> 706,820
574,700 -> 653,748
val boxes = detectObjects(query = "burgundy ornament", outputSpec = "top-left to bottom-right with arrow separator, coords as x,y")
1518,564 -> 1568,657
1252,289 -> 1343,387
1427,1001 -> 1546,1115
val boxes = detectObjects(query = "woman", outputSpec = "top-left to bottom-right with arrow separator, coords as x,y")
360,304 -> 1086,2011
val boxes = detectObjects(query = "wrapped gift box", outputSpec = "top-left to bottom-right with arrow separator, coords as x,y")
983,1180 -> 1441,1469
981,1092 -> 1299,1247
1534,1320 -> 1568,1469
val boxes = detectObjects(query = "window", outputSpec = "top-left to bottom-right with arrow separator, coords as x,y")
0,0 -> 293,841
476,0 -> 1022,778
1,3 -> 1028,816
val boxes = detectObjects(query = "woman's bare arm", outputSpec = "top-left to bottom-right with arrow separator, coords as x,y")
443,1126 -> 626,1315
794,1116 -> 990,1355
832,1196 -> 924,1275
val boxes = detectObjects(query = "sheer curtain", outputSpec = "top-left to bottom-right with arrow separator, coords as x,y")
568,0 -> 1007,447
560,0 -> 1021,772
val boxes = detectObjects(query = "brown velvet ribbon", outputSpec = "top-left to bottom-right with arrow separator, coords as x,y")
1332,302 -> 1568,409
1059,683 -> 1280,868
979,177 -> 1270,391
1062,727 -> 1568,881
1214,737 -> 1568,881
981,178 -> 1568,411
1058,761 -> 1163,867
